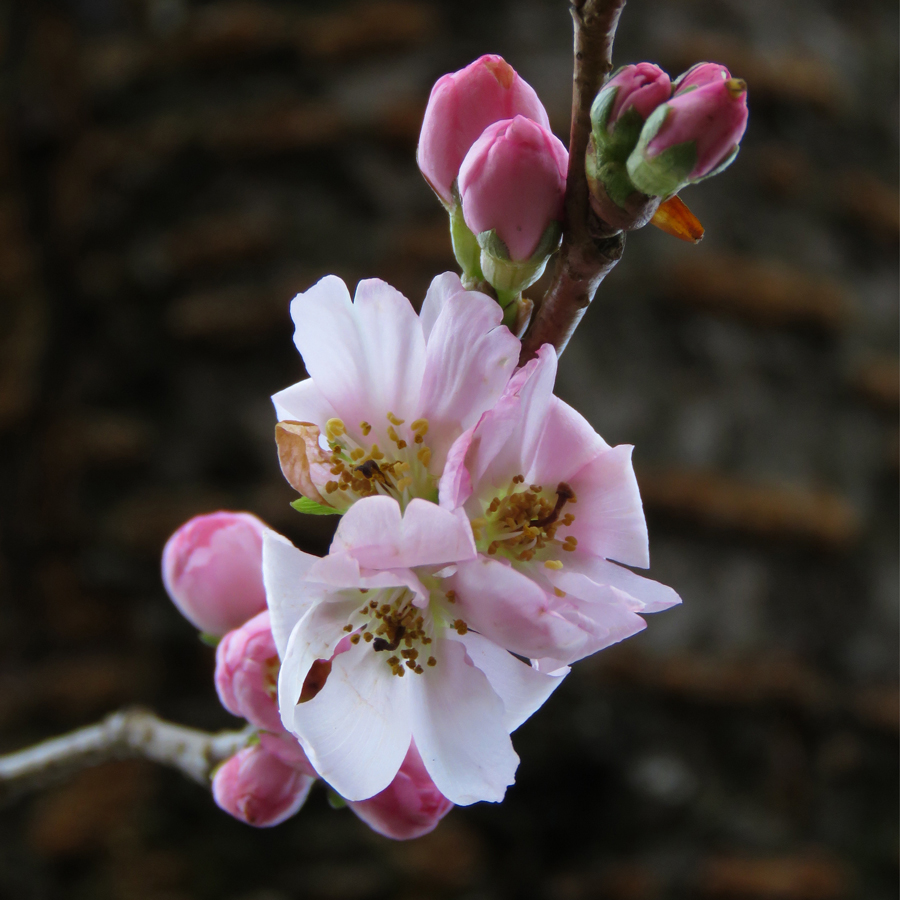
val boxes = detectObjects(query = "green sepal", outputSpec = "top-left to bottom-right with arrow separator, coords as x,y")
327,789 -> 347,810
626,138 -> 696,198
290,496 -> 342,516
199,631 -> 221,647
449,185 -> 484,282
476,222 -> 560,297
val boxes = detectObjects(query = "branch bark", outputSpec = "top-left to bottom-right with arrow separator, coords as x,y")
519,0 -> 627,363
0,708 -> 252,803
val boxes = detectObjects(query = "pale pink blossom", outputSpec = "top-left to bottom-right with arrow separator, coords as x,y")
348,741 -> 453,840
272,273 -> 520,513
212,742 -> 315,827
417,54 -> 550,205
215,611 -> 282,733
458,116 -> 568,261
162,511 -> 268,635
439,345 -> 681,672
264,496 -> 568,806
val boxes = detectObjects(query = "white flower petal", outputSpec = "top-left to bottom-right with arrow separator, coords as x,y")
410,637 -> 518,806
263,530 -> 326,659
419,271 -> 465,341
289,640 -> 412,801
418,289 -> 519,470
271,377 -> 337,426
290,276 -> 426,442
457,631 -> 569,732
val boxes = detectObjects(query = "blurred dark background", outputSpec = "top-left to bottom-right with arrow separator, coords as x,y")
0,0 -> 897,898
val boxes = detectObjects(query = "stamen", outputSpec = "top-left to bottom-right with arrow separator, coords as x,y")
325,418 -> 346,439
544,560 -> 563,570
387,412 -> 405,426
417,446 -> 431,467
554,588 -> 567,598
360,421 -> 372,436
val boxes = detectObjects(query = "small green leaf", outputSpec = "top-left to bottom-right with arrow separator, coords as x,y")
290,497 -> 342,516
199,632 -> 221,647
327,789 -> 347,809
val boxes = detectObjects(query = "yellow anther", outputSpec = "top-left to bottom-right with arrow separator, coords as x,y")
387,425 -> 399,442
370,444 -> 384,460
427,657 -> 436,667
411,418 -> 429,434
554,587 -> 567,598
325,481 -> 339,493
544,560 -> 564,570
342,624 -> 353,632
350,447 -> 365,460
453,619 -> 468,635
325,418 -> 346,438
417,446 -> 431,467
364,632 -> 373,642
360,421 -> 372,436
396,477 -> 413,492
349,634 -> 361,644
387,412 -> 405,426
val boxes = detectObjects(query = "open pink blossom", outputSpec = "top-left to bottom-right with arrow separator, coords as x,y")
417,54 -> 550,205
439,345 -> 681,671
272,272 -> 519,513
215,610 -> 283,733
263,496 -> 568,806
162,511 -> 268,635
212,742 -> 315,828
348,741 -> 453,840
458,115 -> 568,261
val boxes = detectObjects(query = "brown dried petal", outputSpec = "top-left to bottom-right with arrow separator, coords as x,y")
275,420 -> 331,505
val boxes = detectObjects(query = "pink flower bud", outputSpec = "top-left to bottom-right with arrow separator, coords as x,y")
212,743 -> 314,827
257,731 -> 317,778
604,63 -> 672,128
647,75 -> 748,180
417,54 -> 550,205
348,742 -> 453,840
215,611 -> 282,733
458,115 -> 568,261
162,511 -> 268,636
673,62 -> 732,94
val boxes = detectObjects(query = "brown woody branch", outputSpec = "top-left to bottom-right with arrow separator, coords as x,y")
0,708 -> 252,804
519,0 -> 627,363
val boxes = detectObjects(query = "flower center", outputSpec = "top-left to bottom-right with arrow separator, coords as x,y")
340,586 -> 468,677
321,413 -> 437,508
471,475 -> 578,566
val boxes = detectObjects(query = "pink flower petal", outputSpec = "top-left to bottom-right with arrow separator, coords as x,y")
419,272 -> 466,341
330,496 -> 475,571
450,556 -> 589,661
456,631 -> 569,732
271,377 -> 337,427
564,444 -> 649,567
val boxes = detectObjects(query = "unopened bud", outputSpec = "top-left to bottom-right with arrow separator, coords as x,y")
162,512 -> 268,636
458,115 -> 566,302
212,743 -> 314,828
417,55 -> 550,207
626,67 -> 748,198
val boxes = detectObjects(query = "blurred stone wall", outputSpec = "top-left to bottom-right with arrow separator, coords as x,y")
0,1 -> 896,898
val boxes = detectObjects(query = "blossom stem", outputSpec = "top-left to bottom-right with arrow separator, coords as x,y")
0,707 -> 252,803
519,0 -> 628,363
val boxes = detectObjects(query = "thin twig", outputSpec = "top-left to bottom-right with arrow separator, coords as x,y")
0,707 -> 252,803
520,0 -> 627,363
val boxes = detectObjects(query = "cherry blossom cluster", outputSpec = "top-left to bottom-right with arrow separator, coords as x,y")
159,50 -> 748,840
